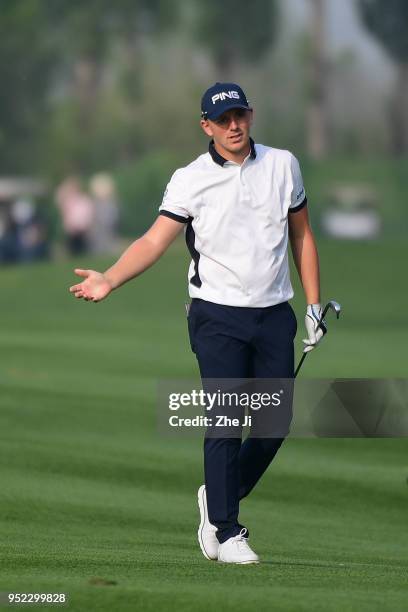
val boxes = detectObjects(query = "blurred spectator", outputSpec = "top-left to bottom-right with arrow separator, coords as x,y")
88,172 -> 120,254
10,198 -> 49,262
0,203 -> 19,263
55,177 -> 94,255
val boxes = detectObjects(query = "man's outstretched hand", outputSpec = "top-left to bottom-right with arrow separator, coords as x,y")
69,269 -> 113,302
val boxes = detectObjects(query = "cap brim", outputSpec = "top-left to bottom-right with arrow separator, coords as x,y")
206,104 -> 252,120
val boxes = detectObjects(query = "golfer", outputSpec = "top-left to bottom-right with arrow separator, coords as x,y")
69,82 -> 326,564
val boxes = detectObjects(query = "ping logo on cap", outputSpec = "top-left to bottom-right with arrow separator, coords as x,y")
211,91 -> 240,104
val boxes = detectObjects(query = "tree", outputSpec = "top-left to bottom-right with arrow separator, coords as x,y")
0,0 -> 56,173
0,1 -> 181,175
358,0 -> 408,155
44,0 -> 180,172
306,0 -> 330,159
193,0 -> 278,77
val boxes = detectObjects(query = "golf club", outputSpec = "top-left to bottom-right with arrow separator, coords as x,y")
294,300 -> 341,378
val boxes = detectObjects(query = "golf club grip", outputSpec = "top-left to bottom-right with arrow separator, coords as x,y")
295,301 -> 340,377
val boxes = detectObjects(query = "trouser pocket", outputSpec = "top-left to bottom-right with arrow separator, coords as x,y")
187,299 -> 198,353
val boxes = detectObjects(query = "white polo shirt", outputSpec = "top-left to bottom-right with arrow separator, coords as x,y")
159,139 -> 307,307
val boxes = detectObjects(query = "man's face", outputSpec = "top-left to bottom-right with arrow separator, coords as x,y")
200,108 -> 253,156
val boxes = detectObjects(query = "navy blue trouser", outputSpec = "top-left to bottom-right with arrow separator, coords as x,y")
188,298 -> 297,543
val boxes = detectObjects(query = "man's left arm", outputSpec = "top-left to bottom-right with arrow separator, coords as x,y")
288,206 -> 320,304
289,206 -> 326,351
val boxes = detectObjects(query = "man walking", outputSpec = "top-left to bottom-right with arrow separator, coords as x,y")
69,82 -> 325,564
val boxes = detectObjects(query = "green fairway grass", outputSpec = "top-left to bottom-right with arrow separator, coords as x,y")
0,238 -> 407,611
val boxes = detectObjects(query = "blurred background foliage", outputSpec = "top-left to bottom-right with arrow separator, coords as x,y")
0,0 -> 407,236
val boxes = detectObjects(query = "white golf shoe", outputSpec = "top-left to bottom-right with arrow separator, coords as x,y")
218,528 -> 259,564
197,485 -> 219,560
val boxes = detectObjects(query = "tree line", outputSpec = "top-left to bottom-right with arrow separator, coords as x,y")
1,0 -> 407,177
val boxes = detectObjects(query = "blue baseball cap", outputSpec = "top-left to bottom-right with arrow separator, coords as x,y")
201,82 -> 252,121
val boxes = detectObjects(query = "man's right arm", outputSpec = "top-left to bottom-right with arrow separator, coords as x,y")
69,215 -> 185,302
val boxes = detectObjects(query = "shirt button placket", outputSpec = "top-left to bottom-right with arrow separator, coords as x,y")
240,167 -> 250,200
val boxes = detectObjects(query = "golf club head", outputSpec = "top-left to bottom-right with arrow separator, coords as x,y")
323,300 -> 341,319
328,300 -> 341,319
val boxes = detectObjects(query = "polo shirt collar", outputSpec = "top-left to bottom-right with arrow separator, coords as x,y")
208,138 -> 257,167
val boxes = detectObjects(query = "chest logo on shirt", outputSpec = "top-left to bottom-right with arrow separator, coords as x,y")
211,91 -> 240,104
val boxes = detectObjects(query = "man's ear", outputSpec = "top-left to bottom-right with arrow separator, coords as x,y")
200,119 -> 213,137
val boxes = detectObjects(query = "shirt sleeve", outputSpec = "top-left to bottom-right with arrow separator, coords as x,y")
159,169 -> 190,223
288,153 -> 307,213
